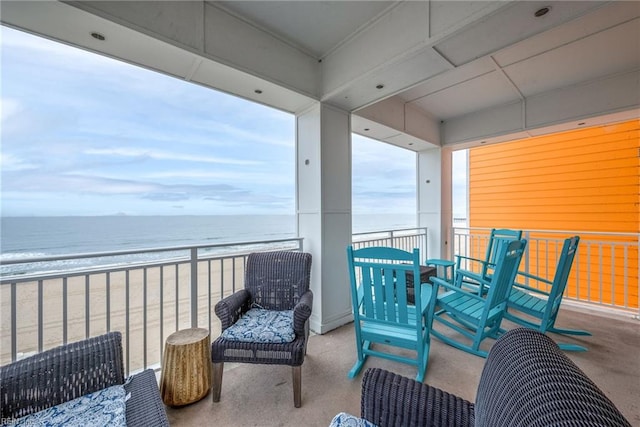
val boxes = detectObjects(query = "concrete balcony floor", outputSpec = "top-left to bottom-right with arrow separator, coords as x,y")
166,307 -> 640,426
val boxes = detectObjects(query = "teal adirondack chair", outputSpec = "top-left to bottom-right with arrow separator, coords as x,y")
429,239 -> 527,357
505,236 -> 590,351
346,246 -> 431,382
455,228 -> 523,294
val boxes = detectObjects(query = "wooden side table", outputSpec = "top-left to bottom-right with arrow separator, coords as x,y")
160,327 -> 212,406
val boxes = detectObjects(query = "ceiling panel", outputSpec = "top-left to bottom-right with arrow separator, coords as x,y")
504,19 -> 640,97
325,46 -> 451,111
434,1 -> 606,66
215,0 -> 395,58
493,1 -> 640,67
398,56 -> 495,103
429,1 -> 499,38
409,71 -> 520,120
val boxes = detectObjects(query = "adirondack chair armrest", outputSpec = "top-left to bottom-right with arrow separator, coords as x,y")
511,282 -> 552,297
512,272 -> 553,295
419,283 -> 432,315
455,268 -> 493,295
455,254 -> 485,266
517,271 -> 553,284
214,289 -> 251,330
431,277 -> 486,302
455,268 -> 483,283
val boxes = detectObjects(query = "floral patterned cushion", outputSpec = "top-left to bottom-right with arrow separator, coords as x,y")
9,384 -> 126,427
221,308 -> 295,343
329,412 -> 378,427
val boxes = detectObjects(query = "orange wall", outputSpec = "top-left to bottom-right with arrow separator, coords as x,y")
468,119 -> 639,309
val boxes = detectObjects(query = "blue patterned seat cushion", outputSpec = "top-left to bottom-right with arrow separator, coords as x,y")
9,384 -> 126,427
221,308 -> 295,343
329,412 -> 378,427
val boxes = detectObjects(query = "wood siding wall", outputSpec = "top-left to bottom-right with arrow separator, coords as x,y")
468,119 -> 639,309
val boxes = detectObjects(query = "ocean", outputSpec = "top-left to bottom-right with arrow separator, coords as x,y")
0,214 -> 416,275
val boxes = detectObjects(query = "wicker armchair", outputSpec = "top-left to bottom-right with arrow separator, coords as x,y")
211,250 -> 313,408
0,332 -> 169,426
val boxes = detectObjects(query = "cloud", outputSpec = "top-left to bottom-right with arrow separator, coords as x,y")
0,98 -> 23,122
84,148 -> 262,166
0,153 -> 39,171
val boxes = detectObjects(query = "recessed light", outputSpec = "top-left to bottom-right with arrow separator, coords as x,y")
480,141 -> 487,144
364,128 -> 370,132
534,6 -> 550,17
408,142 -> 414,146
254,89 -> 263,94
375,84 -> 384,90
91,32 -> 106,41
578,122 -> 586,126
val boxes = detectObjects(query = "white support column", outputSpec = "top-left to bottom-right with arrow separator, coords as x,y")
296,102 -> 352,334
417,147 -> 451,260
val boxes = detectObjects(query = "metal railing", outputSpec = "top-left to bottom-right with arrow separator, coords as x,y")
449,227 -> 639,316
0,238 -> 302,372
352,227 -> 428,257
2,225 -> 637,373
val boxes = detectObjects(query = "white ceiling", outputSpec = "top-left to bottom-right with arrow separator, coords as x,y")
215,1 -> 397,59
1,0 -> 639,151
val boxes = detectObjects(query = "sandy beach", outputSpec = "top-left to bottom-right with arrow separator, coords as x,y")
1,257 -> 247,372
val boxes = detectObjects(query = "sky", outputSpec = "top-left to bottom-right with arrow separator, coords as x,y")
1,26 -> 465,218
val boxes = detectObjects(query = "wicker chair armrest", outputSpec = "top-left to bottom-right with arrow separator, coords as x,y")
124,369 -> 169,427
361,368 -> 474,427
293,290 -> 313,335
0,332 -> 125,420
214,289 -> 251,330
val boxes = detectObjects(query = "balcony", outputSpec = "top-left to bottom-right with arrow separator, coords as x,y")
1,227 -> 639,425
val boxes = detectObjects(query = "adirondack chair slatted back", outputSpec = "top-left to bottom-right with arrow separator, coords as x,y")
482,239 -> 528,324
346,245 -> 431,381
350,246 -> 420,325
546,236 -> 580,320
480,229 -> 523,279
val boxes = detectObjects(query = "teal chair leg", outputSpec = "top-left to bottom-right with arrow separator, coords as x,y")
549,326 -> 592,336
558,343 -> 588,352
348,341 -> 370,378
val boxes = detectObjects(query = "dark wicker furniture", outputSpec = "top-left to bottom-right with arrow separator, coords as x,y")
211,250 -> 313,408
360,328 -> 630,427
0,332 -> 169,426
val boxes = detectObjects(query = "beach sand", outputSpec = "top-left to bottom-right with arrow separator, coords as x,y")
1,257 -> 247,371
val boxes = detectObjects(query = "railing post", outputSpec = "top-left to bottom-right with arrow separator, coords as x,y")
190,247 -> 198,328
424,227 -> 428,260
11,282 -> 17,361
449,226 -> 455,260
523,230 -> 530,276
